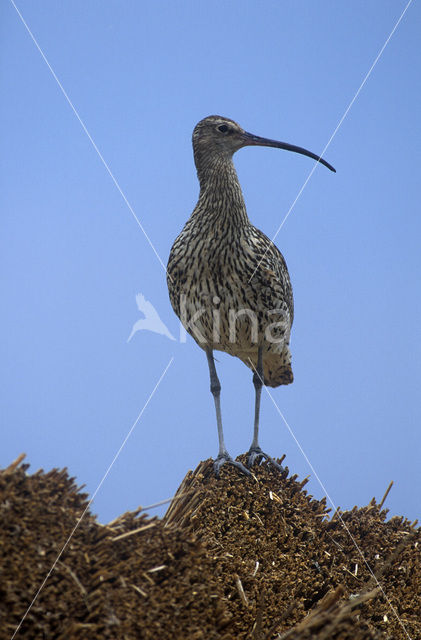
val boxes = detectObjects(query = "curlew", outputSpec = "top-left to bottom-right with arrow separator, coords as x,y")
167,116 -> 335,475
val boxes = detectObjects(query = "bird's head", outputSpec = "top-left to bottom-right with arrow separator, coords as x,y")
192,115 -> 335,172
193,116 -> 251,158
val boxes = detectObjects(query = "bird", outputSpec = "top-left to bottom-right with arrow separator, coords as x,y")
128,293 -> 176,343
167,116 -> 335,475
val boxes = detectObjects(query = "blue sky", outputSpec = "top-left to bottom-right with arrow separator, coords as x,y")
1,1 -> 420,524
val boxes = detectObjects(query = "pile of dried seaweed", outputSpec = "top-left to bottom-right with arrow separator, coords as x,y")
0,454 -> 419,639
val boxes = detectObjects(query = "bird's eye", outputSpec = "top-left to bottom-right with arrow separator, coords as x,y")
217,124 -> 229,133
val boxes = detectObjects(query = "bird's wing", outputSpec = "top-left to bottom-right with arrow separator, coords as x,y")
135,293 -> 160,321
248,227 -> 294,325
135,293 -> 145,309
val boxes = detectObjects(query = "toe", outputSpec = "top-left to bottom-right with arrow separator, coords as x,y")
247,448 -> 284,472
214,454 -> 252,477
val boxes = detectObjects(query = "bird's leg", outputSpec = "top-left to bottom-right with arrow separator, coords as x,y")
206,349 -> 225,456
252,348 -> 263,445
247,346 -> 284,471
206,349 -> 251,477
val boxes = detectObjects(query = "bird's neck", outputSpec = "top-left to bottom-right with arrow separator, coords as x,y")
193,153 -> 249,227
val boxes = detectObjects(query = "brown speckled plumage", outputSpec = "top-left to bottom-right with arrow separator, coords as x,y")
167,116 -> 335,473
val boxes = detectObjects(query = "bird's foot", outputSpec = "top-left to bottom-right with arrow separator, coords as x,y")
214,452 -> 252,477
247,446 -> 284,472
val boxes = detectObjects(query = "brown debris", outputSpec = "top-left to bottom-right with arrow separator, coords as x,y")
0,455 -> 419,639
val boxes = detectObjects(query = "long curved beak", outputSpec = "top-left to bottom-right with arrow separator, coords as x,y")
242,131 -> 336,173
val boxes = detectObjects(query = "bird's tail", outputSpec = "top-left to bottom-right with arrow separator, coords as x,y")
242,347 -> 293,387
